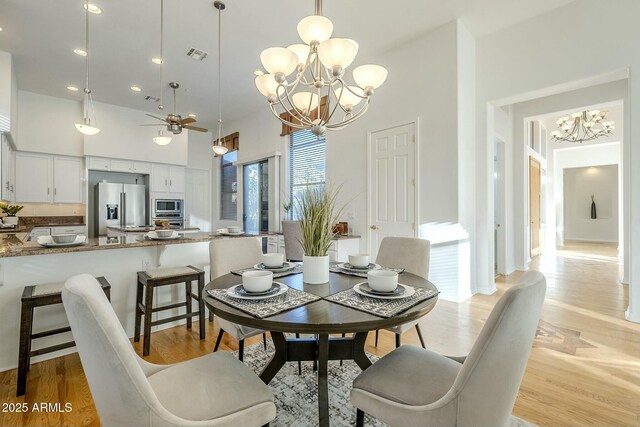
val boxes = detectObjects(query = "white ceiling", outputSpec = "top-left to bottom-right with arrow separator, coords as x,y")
0,0 -> 576,129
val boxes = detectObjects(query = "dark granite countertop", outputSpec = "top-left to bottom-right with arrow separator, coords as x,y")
0,231 -> 266,258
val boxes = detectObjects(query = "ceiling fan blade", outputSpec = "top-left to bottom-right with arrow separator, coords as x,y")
146,113 -> 169,123
179,117 -> 196,125
183,125 -> 209,132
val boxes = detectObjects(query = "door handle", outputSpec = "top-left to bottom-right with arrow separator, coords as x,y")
370,225 -> 378,230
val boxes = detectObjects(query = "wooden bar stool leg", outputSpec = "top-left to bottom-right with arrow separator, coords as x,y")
185,281 -> 192,329
142,284 -> 154,357
214,329 -> 225,352
395,333 -> 401,349
415,324 -> 426,349
134,279 -> 143,342
239,339 -> 245,362
197,273 -> 205,340
16,301 -> 33,397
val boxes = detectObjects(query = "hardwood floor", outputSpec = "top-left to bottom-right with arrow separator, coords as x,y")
1,241 -> 638,426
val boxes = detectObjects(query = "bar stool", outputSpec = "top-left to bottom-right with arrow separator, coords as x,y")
17,276 -> 111,396
135,265 -> 205,356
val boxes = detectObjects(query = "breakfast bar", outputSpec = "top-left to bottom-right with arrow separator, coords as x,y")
0,231 -> 263,372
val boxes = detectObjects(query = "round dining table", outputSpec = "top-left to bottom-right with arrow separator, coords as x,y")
204,270 -> 438,427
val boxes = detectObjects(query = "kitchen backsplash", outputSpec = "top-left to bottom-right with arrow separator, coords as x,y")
10,203 -> 85,217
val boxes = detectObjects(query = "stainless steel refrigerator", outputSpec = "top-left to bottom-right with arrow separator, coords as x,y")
94,183 -> 147,235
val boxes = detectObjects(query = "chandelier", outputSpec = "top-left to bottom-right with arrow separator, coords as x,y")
254,0 -> 387,136
549,110 -> 614,143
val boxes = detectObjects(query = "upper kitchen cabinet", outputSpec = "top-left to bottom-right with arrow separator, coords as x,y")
1,134 -> 16,202
88,156 -> 151,174
16,152 -> 83,203
84,101 -> 189,166
0,52 -> 18,141
151,164 -> 185,193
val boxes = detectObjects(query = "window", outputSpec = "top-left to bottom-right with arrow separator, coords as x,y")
220,150 -> 238,220
289,129 -> 326,214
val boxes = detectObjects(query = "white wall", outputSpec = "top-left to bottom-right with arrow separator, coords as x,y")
85,101 -> 188,165
17,91 -> 84,156
475,0 -> 639,321
563,164 -> 618,242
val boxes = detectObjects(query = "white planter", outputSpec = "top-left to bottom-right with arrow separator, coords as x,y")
303,255 -> 330,284
3,216 -> 18,226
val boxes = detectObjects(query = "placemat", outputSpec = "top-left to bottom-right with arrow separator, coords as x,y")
324,286 -> 438,318
232,263 -> 303,278
329,264 -> 405,278
207,286 -> 320,319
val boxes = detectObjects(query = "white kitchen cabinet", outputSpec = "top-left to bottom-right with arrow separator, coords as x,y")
150,164 -> 170,192
132,161 -> 151,174
169,166 -> 185,193
109,159 -> 132,173
16,152 -> 52,203
53,157 -> 83,203
16,153 -> 83,204
151,164 -> 185,193
87,157 -> 110,171
1,134 -> 16,202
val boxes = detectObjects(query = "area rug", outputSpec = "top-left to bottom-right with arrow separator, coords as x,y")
232,342 -> 537,426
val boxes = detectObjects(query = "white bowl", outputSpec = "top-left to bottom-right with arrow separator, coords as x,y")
155,229 -> 175,238
367,270 -> 398,292
349,254 -> 370,268
228,226 -> 241,233
242,270 -> 274,293
51,234 -> 77,244
263,253 -> 285,268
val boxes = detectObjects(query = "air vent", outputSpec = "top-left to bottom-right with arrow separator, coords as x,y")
186,47 -> 208,61
145,95 -> 160,103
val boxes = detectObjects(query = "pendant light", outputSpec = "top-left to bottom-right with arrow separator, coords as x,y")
75,0 -> 100,135
153,0 -> 172,145
211,1 -> 228,156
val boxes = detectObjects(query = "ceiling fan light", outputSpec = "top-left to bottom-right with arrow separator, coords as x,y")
317,38 -> 359,69
287,44 -> 312,66
153,130 -> 172,145
297,15 -> 333,45
75,122 -> 101,135
292,91 -> 319,113
353,64 -> 388,90
260,47 -> 298,77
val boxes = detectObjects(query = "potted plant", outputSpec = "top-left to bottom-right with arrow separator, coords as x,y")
296,186 -> 344,284
0,202 -> 24,226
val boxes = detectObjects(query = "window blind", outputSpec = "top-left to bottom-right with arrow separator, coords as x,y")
220,151 -> 238,220
289,129 -> 326,208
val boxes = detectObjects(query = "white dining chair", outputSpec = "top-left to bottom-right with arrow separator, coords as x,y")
374,236 -> 431,348
62,274 -> 276,427
210,237 -> 267,361
351,271 -> 546,427
281,220 -> 304,262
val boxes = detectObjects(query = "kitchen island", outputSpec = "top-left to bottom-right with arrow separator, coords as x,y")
0,230 -> 265,372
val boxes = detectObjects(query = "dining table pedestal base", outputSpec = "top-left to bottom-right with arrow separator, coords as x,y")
260,331 -> 372,427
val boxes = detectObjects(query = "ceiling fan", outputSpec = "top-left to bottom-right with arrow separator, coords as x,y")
142,82 -> 208,134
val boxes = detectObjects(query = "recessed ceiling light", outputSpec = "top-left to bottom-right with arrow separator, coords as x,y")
188,113 -> 197,118
0,27 -> 4,32
74,48 -> 87,57
254,70 -> 264,76
130,86 -> 142,92
67,86 -> 79,92
152,57 -> 163,65
83,3 -> 102,14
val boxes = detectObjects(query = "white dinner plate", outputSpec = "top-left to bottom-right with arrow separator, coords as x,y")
253,262 -> 297,272
353,282 -> 415,300
337,262 -> 381,273
37,235 -> 87,247
226,282 -> 288,300
146,231 -> 180,240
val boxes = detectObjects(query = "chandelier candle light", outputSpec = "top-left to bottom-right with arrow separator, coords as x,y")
75,0 -> 100,136
550,110 -> 614,143
211,1 -> 228,156
255,0 -> 387,136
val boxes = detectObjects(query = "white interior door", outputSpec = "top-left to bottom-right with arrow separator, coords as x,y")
368,123 -> 416,260
185,169 -> 211,231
